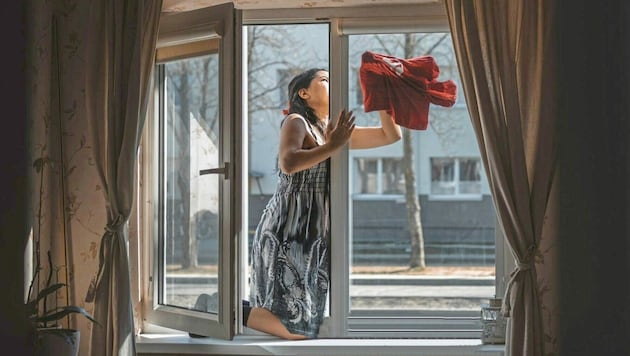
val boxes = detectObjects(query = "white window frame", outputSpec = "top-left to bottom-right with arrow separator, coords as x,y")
140,2 -> 510,343
141,2 -> 243,340
332,14 -> 494,339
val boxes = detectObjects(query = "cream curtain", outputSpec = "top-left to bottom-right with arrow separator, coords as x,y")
443,1 -> 556,355
84,0 -> 162,355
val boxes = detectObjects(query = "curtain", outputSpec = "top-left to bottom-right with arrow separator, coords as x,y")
443,1 -> 556,355
84,1 -> 162,355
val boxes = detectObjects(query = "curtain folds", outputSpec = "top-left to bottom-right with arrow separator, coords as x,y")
443,1 -> 556,355
84,1 -> 162,355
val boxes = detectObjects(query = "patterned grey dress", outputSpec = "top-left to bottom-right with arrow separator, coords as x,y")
249,116 -> 330,338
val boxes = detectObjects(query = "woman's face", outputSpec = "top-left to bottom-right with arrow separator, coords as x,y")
300,70 -> 329,109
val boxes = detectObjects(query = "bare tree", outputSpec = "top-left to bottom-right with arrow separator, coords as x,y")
166,61 -> 194,269
166,24 -> 311,270
246,26 -> 306,132
369,33 -> 449,269
167,55 -> 220,270
245,24 -> 318,186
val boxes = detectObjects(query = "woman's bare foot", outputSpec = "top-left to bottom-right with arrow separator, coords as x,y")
246,307 -> 308,340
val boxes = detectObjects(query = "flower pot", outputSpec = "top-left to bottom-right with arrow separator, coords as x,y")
36,328 -> 80,356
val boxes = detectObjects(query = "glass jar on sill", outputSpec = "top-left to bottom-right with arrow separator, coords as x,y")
480,297 -> 506,344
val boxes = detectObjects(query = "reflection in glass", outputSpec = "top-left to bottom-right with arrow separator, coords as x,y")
163,54 -> 220,313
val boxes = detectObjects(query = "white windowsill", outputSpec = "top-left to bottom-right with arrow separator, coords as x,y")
136,333 -> 505,356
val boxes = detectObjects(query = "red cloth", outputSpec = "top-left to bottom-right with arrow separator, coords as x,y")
359,51 -> 457,130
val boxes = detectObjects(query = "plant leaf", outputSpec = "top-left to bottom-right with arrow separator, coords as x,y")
26,283 -> 66,316
30,283 -> 66,306
35,306 -> 99,326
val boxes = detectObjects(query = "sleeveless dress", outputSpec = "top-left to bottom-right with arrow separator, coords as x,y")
249,116 -> 330,338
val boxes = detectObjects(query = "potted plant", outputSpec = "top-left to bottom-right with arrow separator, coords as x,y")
26,156 -> 98,356
26,251 -> 99,356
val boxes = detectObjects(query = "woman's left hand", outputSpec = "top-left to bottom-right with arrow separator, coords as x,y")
325,109 -> 356,149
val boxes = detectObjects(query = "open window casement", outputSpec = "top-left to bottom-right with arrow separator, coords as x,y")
143,2 -> 243,340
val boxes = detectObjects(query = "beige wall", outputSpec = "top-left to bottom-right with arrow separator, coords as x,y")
27,0 -> 106,354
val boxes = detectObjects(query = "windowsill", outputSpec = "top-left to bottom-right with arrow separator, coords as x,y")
136,333 -> 505,356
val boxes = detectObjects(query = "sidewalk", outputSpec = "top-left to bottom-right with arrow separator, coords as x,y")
166,266 -> 495,286
165,271 -> 495,310
351,274 -> 493,286
166,273 -> 494,286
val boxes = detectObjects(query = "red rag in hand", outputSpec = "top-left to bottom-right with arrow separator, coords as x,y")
359,51 -> 457,130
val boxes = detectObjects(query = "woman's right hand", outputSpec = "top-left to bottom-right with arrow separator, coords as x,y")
326,109 -> 356,149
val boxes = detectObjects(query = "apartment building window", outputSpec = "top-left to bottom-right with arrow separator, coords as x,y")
430,157 -> 482,198
354,157 -> 405,195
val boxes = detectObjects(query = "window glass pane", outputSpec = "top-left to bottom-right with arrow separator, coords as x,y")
382,158 -> 405,194
163,54 -> 220,312
431,157 -> 456,195
355,158 -> 378,194
459,158 -> 482,194
348,33 -> 495,318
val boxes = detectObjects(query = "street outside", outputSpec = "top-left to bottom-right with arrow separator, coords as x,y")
164,266 -> 495,311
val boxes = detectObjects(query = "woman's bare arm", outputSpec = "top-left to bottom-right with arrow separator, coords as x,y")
279,112 -> 355,174
349,110 -> 402,149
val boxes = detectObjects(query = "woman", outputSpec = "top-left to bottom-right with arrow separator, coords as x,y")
246,68 -> 401,339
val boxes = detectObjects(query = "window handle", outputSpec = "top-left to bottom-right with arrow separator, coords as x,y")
199,162 -> 230,180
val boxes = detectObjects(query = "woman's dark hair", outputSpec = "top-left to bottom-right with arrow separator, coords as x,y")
286,68 -> 327,133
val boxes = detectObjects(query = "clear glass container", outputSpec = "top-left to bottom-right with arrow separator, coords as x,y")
480,298 -> 506,344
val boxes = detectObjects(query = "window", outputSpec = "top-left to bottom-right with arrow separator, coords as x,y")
142,3 -> 507,342
344,31 -> 494,338
143,2 -> 241,340
354,157 -> 405,195
430,157 -> 482,198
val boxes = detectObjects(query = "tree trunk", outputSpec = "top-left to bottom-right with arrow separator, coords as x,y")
402,128 -> 425,269
403,34 -> 426,269
175,64 -> 196,269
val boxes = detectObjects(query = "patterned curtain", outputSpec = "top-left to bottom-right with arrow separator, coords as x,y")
84,1 -> 162,355
443,1 -> 557,355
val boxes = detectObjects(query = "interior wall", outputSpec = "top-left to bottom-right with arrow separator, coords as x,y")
26,0 -> 106,354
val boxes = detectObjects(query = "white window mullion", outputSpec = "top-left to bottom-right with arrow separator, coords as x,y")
328,17 -> 350,338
